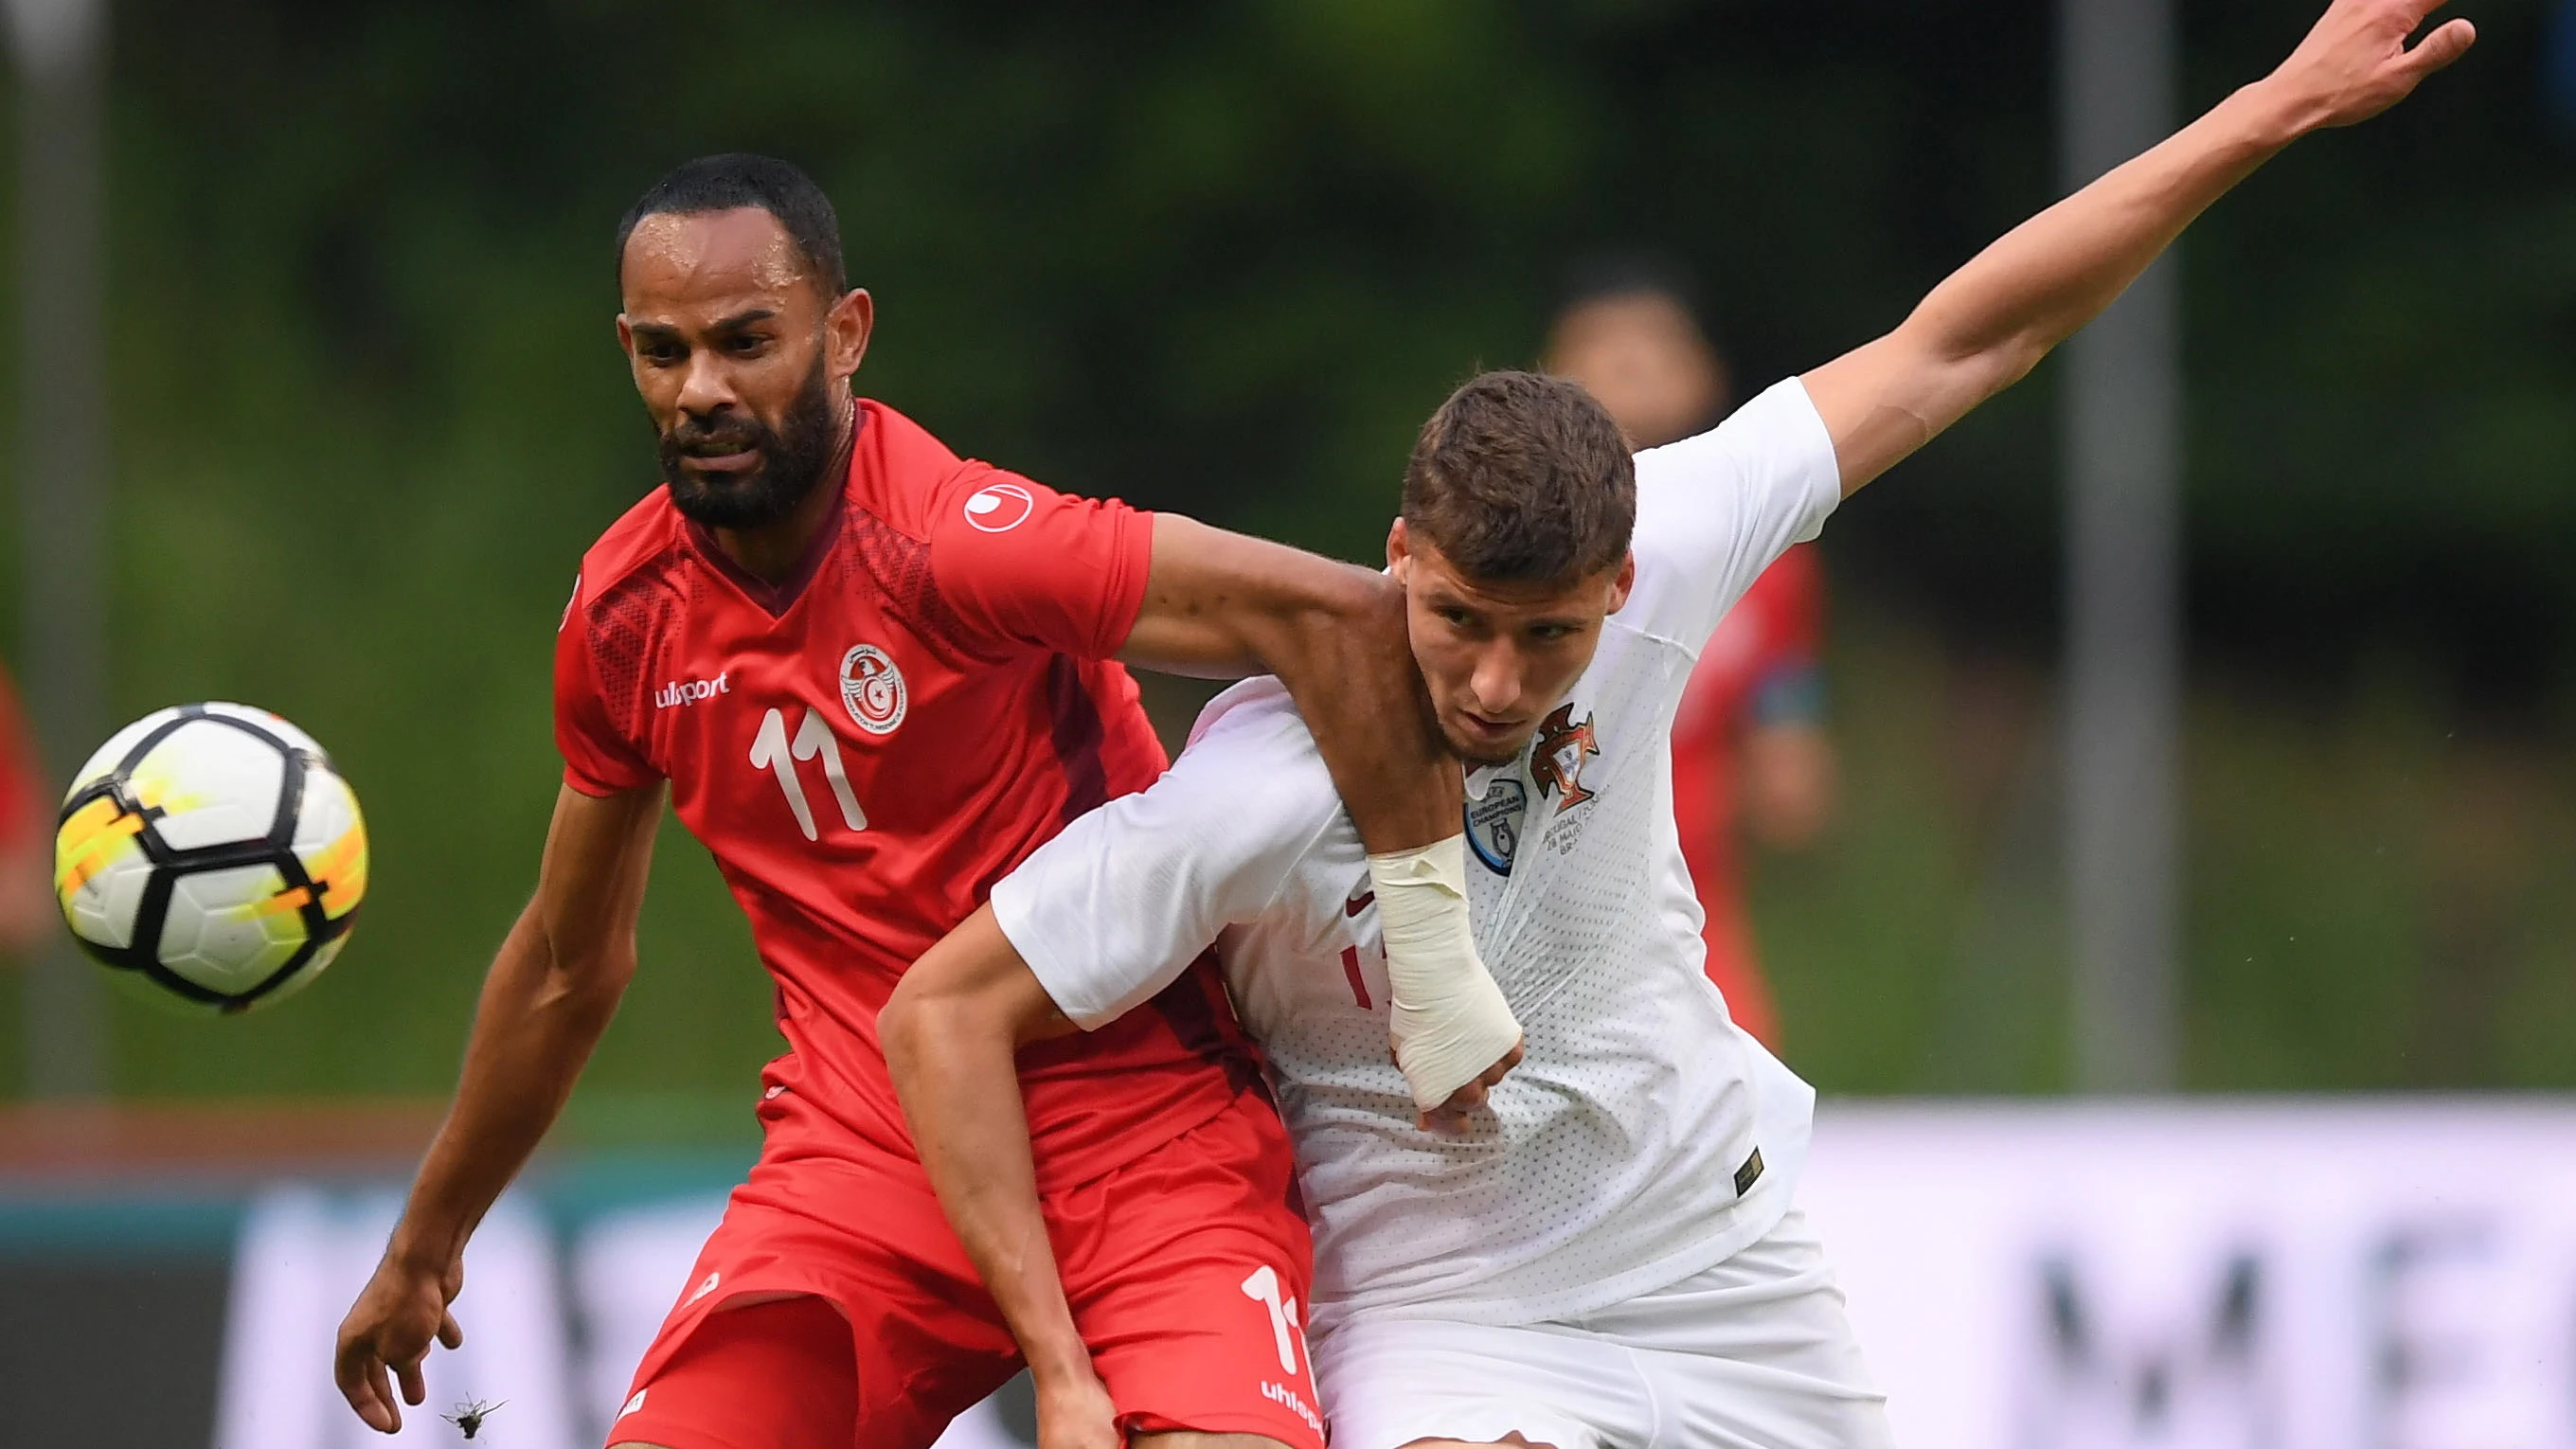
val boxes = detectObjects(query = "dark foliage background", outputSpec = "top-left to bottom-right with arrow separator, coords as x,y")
2,0 -> 2569,1119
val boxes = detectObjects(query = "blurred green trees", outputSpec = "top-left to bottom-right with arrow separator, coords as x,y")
0,0 -> 2569,1115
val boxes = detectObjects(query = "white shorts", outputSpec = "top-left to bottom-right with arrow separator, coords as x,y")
1310,1208 -> 1893,1449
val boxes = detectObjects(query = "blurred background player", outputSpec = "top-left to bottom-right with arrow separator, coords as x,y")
0,662 -> 53,958
1543,260 -> 1836,1046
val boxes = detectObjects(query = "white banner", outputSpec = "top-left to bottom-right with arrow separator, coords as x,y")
1804,1100 -> 2576,1449
210,1100 -> 2576,1448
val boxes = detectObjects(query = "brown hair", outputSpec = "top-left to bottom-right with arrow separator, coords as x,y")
1400,370 -> 1636,584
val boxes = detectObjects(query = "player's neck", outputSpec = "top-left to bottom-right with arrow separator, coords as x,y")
707,402 -> 858,584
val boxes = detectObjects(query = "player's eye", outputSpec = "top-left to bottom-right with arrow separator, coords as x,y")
723,332 -> 774,357
638,340 -> 686,366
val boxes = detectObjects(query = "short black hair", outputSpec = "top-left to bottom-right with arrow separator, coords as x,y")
1402,370 -> 1637,585
1555,249 -> 1705,328
615,153 -> 847,296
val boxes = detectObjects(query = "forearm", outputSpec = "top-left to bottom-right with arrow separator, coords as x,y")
1259,569 -> 1456,853
388,908 -> 629,1267
1909,81 -> 2301,390
1127,515 -> 1454,851
884,1006 -> 1091,1385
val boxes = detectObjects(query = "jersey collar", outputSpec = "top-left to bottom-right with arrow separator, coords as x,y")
682,409 -> 864,620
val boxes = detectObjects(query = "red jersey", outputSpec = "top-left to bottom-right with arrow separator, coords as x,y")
1669,544 -> 1825,1046
0,667 -> 39,858
554,399 -> 1253,1192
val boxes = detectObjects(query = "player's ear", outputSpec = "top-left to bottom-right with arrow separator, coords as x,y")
828,288 -> 874,383
614,313 -> 634,355
1386,517 -> 1411,579
1606,550 -> 1637,614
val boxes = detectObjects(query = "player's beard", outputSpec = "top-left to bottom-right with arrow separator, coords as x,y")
658,357 -> 843,530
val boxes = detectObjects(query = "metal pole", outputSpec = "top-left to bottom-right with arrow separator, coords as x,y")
8,0 -> 110,1098
2060,0 -> 2180,1094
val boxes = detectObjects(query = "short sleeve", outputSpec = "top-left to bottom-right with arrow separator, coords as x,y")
989,680 -> 1341,1029
1622,378 -> 1844,653
927,466 -> 1154,661
553,577 -> 661,798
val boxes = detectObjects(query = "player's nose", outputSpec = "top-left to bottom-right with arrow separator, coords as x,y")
673,353 -> 741,416
1467,645 -> 1523,714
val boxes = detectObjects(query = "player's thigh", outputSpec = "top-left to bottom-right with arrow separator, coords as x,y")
1055,1100 -> 1328,1448
616,1172 -> 1019,1449
1130,1434 -> 1302,1449
1307,1316 -> 1629,1449
606,1294 -> 855,1449
1595,1208 -> 1894,1449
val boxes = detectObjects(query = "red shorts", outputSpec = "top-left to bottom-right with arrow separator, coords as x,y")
607,1083 -> 1323,1449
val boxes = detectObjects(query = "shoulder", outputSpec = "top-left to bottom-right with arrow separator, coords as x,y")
1619,379 -> 1840,643
1631,378 -> 1834,517
1186,678 -> 1319,762
851,399 -> 992,539
566,490 -> 695,630
1174,679 -> 1346,829
574,490 -> 686,598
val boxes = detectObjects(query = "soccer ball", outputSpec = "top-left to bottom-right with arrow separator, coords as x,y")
52,703 -> 367,1012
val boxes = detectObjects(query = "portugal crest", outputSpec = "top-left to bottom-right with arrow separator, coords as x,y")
1530,704 -> 1599,809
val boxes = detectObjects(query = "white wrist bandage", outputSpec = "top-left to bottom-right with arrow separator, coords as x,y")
1366,834 -> 1522,1112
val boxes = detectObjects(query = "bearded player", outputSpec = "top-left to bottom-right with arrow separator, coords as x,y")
332,154 -> 1519,1449
883,6 -> 2470,1446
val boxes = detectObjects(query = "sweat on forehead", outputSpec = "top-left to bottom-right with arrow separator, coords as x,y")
618,209 -> 821,305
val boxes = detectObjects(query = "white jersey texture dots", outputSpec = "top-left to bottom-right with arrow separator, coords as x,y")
991,378 -> 1844,1333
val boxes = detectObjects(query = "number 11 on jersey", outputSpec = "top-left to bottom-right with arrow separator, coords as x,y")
750,706 -> 868,840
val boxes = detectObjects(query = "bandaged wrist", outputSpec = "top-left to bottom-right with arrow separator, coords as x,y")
1366,833 -> 1522,1112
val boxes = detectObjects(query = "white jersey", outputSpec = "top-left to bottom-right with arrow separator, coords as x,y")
992,379 -> 1844,1332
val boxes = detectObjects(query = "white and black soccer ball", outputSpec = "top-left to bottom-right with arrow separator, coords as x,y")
52,703 -> 367,1013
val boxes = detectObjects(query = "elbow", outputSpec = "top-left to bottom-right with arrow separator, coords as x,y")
879,978 -> 928,1080
1990,335 -> 2050,394
1317,564 -> 1401,627
547,942 -> 636,1026
1291,567 -> 1405,670
880,974 -> 960,1090
523,905 -> 637,1017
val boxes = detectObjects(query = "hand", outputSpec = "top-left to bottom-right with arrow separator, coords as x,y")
334,1248 -> 466,1434
1418,1036 -> 1523,1134
2265,0 -> 2475,133
1033,1365 -> 1124,1449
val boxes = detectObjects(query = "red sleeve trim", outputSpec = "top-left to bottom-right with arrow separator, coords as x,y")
1091,506 -> 1155,660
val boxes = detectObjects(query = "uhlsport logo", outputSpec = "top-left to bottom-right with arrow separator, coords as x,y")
961,480 -> 1035,533
1530,703 -> 1600,809
653,671 -> 729,709
839,645 -> 906,735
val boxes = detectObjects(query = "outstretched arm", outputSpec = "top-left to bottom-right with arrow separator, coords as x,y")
1806,0 -> 2473,494
879,909 -> 1122,1449
333,782 -> 662,1435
